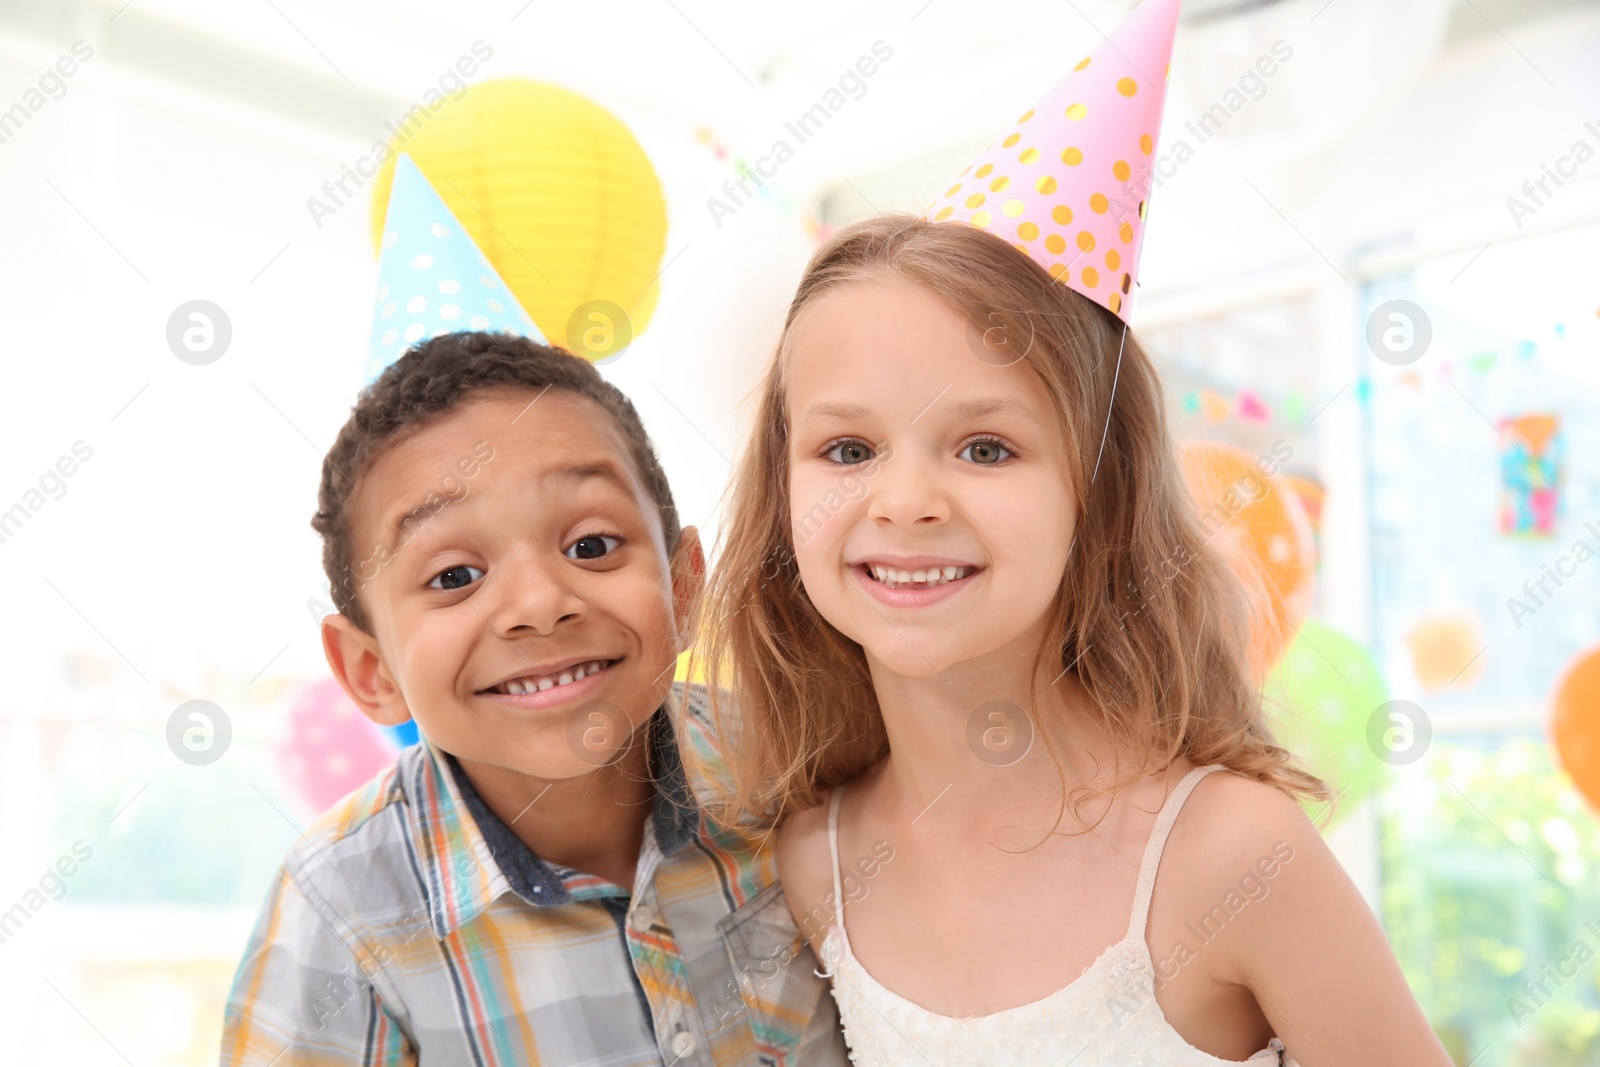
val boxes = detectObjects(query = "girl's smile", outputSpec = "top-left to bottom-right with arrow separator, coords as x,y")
850,558 -> 983,606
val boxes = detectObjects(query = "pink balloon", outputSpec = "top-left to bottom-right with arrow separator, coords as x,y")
278,678 -> 398,815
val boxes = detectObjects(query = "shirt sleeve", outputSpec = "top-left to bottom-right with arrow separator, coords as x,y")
220,868 -> 414,1066
674,682 -> 779,837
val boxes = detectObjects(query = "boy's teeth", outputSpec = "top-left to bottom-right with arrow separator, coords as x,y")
497,660 -> 609,694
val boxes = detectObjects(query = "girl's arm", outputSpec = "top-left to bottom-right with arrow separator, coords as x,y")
1168,774 -> 1452,1067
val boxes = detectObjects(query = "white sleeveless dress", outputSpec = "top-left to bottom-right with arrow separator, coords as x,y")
819,765 -> 1299,1066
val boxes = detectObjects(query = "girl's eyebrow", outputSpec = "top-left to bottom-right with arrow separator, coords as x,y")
947,397 -> 1037,421
796,401 -> 870,422
797,397 -> 1039,424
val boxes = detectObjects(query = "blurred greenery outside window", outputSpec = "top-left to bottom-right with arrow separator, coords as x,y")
1383,734 -> 1600,1066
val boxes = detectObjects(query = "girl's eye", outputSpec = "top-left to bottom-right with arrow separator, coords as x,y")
824,439 -> 875,465
566,534 -> 621,561
960,437 -> 1012,466
429,564 -> 484,591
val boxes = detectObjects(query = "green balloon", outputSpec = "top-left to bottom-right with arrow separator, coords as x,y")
1262,619 -> 1390,828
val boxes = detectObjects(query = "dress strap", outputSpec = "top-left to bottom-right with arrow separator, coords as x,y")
1126,764 -> 1225,939
826,786 -> 847,931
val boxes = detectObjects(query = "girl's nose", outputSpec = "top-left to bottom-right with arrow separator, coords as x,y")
866,449 -> 950,528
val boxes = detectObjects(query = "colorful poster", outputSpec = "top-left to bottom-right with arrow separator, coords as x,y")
1497,412 -> 1563,537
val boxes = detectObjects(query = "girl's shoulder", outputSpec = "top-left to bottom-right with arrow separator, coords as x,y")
1160,766 -> 1325,881
1152,767 -> 1449,1058
775,793 -> 839,949
1175,765 -> 1317,838
776,795 -> 834,868
1148,767 -> 1340,978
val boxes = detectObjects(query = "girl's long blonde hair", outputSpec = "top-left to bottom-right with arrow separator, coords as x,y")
699,213 -> 1326,825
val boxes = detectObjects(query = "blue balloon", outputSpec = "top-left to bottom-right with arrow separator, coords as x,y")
383,720 -> 421,748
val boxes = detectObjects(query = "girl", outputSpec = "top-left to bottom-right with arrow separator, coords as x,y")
700,0 -> 1451,1058
700,210 -> 1450,1065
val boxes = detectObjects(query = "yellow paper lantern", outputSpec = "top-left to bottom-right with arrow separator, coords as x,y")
673,648 -> 702,685
369,79 -> 666,357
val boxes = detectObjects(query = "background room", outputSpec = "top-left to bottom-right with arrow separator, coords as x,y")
0,0 -> 1598,1063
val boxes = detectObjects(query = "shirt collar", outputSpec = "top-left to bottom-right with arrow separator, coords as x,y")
648,687 -> 702,856
403,695 -> 702,938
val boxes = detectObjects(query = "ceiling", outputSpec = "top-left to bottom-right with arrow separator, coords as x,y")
5,0 -> 1592,138
0,0 -> 1592,146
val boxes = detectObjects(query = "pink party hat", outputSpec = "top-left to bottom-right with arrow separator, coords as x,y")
924,0 -> 1181,321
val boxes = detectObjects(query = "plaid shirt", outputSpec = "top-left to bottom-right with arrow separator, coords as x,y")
221,683 -> 846,1067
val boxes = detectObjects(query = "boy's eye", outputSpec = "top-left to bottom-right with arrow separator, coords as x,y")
566,534 -> 621,561
824,439 -> 875,465
429,564 -> 484,591
959,438 -> 1012,465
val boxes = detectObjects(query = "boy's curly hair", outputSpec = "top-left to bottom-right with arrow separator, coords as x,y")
312,331 -> 680,633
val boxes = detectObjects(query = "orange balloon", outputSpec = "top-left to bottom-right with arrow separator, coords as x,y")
1553,644 -> 1600,810
1405,612 -> 1487,693
1281,473 -> 1324,542
1179,441 -> 1316,677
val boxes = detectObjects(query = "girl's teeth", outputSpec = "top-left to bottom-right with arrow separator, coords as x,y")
867,565 -> 974,589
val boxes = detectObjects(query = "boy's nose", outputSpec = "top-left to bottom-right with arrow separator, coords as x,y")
486,546 -> 587,637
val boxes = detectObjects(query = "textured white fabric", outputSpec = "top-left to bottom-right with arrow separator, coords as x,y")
819,765 -> 1297,1066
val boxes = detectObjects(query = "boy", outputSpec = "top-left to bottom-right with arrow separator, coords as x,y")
221,331 -> 845,1066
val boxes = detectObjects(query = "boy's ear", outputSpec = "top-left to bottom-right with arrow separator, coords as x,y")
668,526 -> 706,649
321,614 -> 412,727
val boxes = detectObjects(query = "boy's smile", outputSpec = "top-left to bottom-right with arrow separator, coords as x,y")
477,655 -> 621,705
323,387 -> 700,785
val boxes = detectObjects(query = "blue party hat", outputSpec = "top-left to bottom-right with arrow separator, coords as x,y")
365,154 -> 545,382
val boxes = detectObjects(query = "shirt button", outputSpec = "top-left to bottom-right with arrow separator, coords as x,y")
670,1030 -> 696,1058
631,903 -> 654,931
